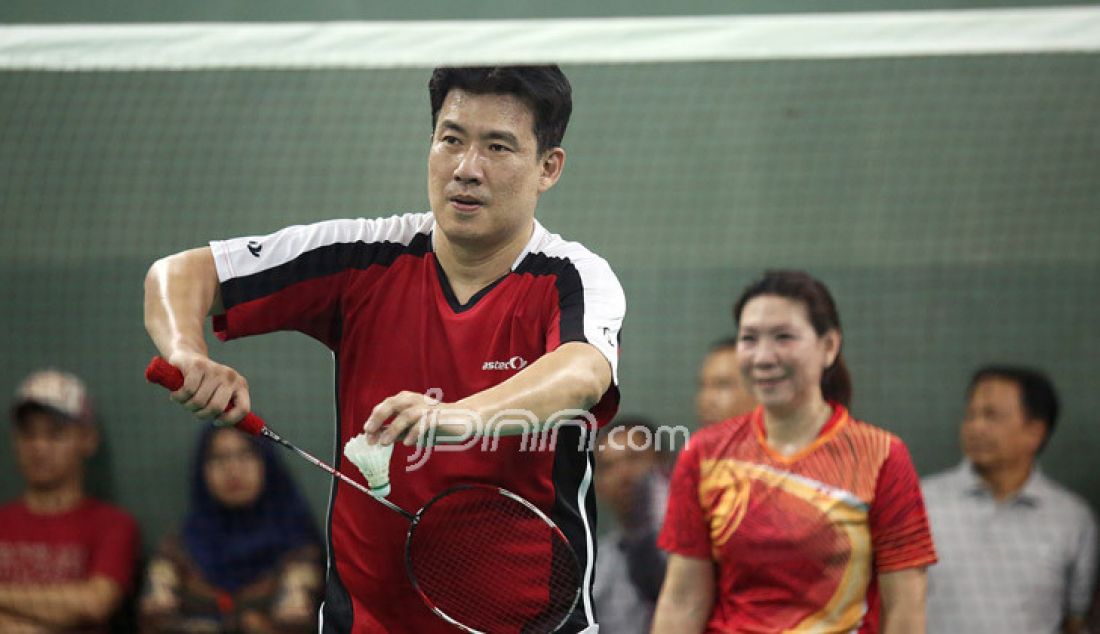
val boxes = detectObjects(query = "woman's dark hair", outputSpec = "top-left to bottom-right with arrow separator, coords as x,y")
429,66 -> 572,156
733,270 -> 852,408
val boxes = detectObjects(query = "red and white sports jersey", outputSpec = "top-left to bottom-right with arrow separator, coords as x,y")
659,405 -> 937,634
210,212 -> 625,633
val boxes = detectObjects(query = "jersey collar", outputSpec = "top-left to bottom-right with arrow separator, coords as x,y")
751,402 -> 849,464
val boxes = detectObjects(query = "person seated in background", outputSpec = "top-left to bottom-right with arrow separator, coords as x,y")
922,365 -> 1097,634
593,416 -> 670,633
695,337 -> 756,427
0,369 -> 140,632
140,425 -> 323,633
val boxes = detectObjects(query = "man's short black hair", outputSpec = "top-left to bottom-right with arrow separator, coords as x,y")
968,365 -> 1060,449
428,66 -> 572,155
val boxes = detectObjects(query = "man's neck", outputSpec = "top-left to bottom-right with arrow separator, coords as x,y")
975,460 -> 1033,502
435,222 -> 534,303
23,482 -> 84,515
763,399 -> 833,456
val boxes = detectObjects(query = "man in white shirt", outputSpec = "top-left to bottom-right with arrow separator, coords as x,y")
923,365 -> 1097,634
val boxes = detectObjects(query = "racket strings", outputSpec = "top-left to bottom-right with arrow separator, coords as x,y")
407,487 -> 582,633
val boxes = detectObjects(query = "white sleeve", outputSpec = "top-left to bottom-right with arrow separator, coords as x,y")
210,212 -> 432,284
570,253 -> 625,384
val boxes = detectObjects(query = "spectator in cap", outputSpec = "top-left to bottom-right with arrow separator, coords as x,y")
0,369 -> 140,632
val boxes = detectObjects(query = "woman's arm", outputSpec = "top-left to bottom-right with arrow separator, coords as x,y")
879,567 -> 928,634
650,554 -> 715,634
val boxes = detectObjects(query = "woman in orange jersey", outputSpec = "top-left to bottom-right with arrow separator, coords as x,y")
652,270 -> 936,633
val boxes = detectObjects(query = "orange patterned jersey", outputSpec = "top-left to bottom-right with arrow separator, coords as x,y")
658,405 -> 936,633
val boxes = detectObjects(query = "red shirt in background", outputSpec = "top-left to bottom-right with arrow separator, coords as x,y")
0,498 -> 139,590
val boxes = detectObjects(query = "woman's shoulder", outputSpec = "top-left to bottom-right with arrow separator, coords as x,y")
838,410 -> 907,451
683,411 -> 757,455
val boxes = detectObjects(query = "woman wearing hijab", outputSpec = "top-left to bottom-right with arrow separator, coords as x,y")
140,425 -> 323,633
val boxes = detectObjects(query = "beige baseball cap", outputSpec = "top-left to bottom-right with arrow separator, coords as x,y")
11,369 -> 94,426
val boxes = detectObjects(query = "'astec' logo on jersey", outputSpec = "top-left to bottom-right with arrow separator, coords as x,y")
482,356 -> 528,371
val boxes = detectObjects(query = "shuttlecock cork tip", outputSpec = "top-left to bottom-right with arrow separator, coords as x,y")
343,434 -> 393,498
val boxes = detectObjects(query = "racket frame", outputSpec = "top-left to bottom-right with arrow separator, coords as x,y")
402,483 -> 583,634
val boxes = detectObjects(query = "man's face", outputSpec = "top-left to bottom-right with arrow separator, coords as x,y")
696,348 -> 756,425
595,427 -> 659,523
427,89 -> 564,251
13,410 -> 95,491
961,377 -> 1045,472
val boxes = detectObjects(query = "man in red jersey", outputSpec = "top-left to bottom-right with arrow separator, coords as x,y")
0,369 -> 139,632
144,66 -> 624,633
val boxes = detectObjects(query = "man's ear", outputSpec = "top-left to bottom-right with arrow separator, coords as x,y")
538,147 -> 566,194
79,425 -> 100,458
1023,418 -> 1047,453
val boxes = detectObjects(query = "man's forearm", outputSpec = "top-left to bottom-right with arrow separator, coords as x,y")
0,609 -> 49,634
367,342 -> 613,445
0,578 -> 121,628
452,342 -> 611,434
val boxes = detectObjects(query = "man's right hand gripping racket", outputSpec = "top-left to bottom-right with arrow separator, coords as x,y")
145,357 -> 583,633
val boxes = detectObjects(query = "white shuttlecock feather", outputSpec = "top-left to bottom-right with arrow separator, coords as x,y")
343,434 -> 393,498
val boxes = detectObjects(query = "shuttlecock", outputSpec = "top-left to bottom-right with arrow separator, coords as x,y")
343,434 -> 393,498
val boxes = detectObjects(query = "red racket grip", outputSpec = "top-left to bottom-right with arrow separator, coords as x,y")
145,357 -> 265,436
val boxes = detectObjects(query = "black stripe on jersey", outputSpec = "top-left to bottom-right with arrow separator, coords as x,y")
514,252 -> 586,344
321,356 -> 354,634
221,232 -> 432,310
547,423 -> 598,632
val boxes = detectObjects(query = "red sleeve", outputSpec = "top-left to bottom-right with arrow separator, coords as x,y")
212,274 -> 347,348
209,220 -> 379,349
657,440 -> 712,559
869,438 -> 938,572
88,507 -> 140,591
211,257 -> 350,350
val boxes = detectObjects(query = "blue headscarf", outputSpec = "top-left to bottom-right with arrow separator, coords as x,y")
181,425 -> 321,592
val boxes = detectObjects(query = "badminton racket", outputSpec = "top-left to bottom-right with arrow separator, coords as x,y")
145,357 -> 583,633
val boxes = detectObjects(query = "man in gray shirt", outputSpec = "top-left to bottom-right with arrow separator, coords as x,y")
923,365 -> 1096,634
593,417 -> 669,633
